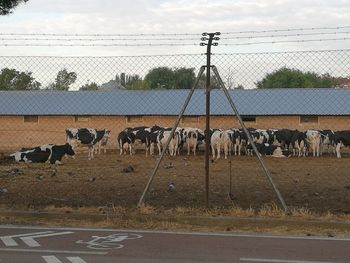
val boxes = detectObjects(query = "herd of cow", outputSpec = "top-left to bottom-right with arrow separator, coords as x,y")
117,126 -> 350,159
8,126 -> 350,164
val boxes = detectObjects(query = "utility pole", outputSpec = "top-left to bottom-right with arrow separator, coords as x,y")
200,32 -> 220,207
137,32 -> 219,208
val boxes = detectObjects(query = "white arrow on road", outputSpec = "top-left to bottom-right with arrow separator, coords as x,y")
1,231 -> 52,247
21,231 -> 73,247
0,231 -> 73,247
42,255 -> 86,263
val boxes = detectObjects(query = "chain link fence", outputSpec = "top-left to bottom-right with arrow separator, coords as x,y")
0,49 -> 350,213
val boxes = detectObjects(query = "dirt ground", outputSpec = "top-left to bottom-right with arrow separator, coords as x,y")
1,150 -> 350,214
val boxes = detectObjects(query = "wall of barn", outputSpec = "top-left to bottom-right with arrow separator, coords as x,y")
0,115 -> 123,153
183,115 -> 350,131
260,116 -> 350,130
0,115 -> 349,153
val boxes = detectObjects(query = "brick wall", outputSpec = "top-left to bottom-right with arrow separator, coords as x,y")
0,115 -> 349,153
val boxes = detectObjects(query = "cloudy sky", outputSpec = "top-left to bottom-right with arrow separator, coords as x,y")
1,0 -> 350,56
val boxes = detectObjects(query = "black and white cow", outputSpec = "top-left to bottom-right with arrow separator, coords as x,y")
235,128 -> 268,156
65,128 -> 110,160
334,130 -> 350,158
274,129 -> 294,151
248,143 -> 291,158
251,129 -> 269,144
181,127 -> 204,156
157,128 -> 181,156
245,128 -> 273,155
95,130 -> 111,154
227,128 -> 244,156
265,129 -> 280,145
11,143 -> 75,164
117,130 -> 135,155
145,126 -> 165,153
319,129 -> 336,155
120,125 -> 163,156
197,129 -> 206,145
149,126 -> 164,155
290,130 -> 307,157
210,129 -> 232,159
123,126 -> 149,155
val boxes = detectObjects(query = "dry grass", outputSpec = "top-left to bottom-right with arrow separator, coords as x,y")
138,205 -> 157,215
29,203 -> 350,223
4,200 -> 350,224
258,203 -> 287,218
1,204 -> 350,237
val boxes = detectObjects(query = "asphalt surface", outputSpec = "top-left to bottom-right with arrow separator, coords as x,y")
0,225 -> 349,263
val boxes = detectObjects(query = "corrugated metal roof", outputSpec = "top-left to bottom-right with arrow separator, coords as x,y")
0,88 -> 349,116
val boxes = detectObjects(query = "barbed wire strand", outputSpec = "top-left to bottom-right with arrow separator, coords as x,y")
222,26 -> 350,35
0,32 -> 200,37
0,43 -> 199,47
220,37 -> 350,46
1,25 -> 350,38
0,37 -> 199,41
0,37 -> 349,47
222,31 -> 350,40
1,31 -> 350,42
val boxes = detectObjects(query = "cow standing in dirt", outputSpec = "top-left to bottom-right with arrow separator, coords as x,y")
157,129 -> 181,156
334,130 -> 350,158
306,130 -> 321,157
66,128 -> 109,160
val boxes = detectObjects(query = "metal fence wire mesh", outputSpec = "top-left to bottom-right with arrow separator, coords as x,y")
0,49 -> 350,213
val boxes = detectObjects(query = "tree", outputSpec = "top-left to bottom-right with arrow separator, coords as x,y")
144,67 -> 196,89
115,73 -> 142,89
79,82 -> 99,91
126,79 -> 146,90
49,69 -> 77,91
145,67 -> 174,89
0,0 -> 28,15
225,66 -> 235,89
235,84 -> 245,89
256,67 -> 337,89
173,68 -> 195,89
0,68 -> 41,90
198,73 -> 221,89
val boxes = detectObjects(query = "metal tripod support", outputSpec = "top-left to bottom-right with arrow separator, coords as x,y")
137,66 -> 206,208
137,31 -> 287,211
137,64 -> 288,211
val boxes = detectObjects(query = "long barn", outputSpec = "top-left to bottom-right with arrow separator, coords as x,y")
0,88 -> 349,152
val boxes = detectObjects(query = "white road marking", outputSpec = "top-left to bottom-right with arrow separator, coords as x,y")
240,258 -> 337,263
20,231 -> 73,247
67,257 -> 87,263
42,256 -> 87,263
77,233 -> 142,250
0,231 -> 53,247
0,248 -> 107,255
1,225 -> 349,242
42,256 -> 62,263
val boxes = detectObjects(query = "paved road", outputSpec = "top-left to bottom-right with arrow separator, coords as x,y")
0,225 -> 349,262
